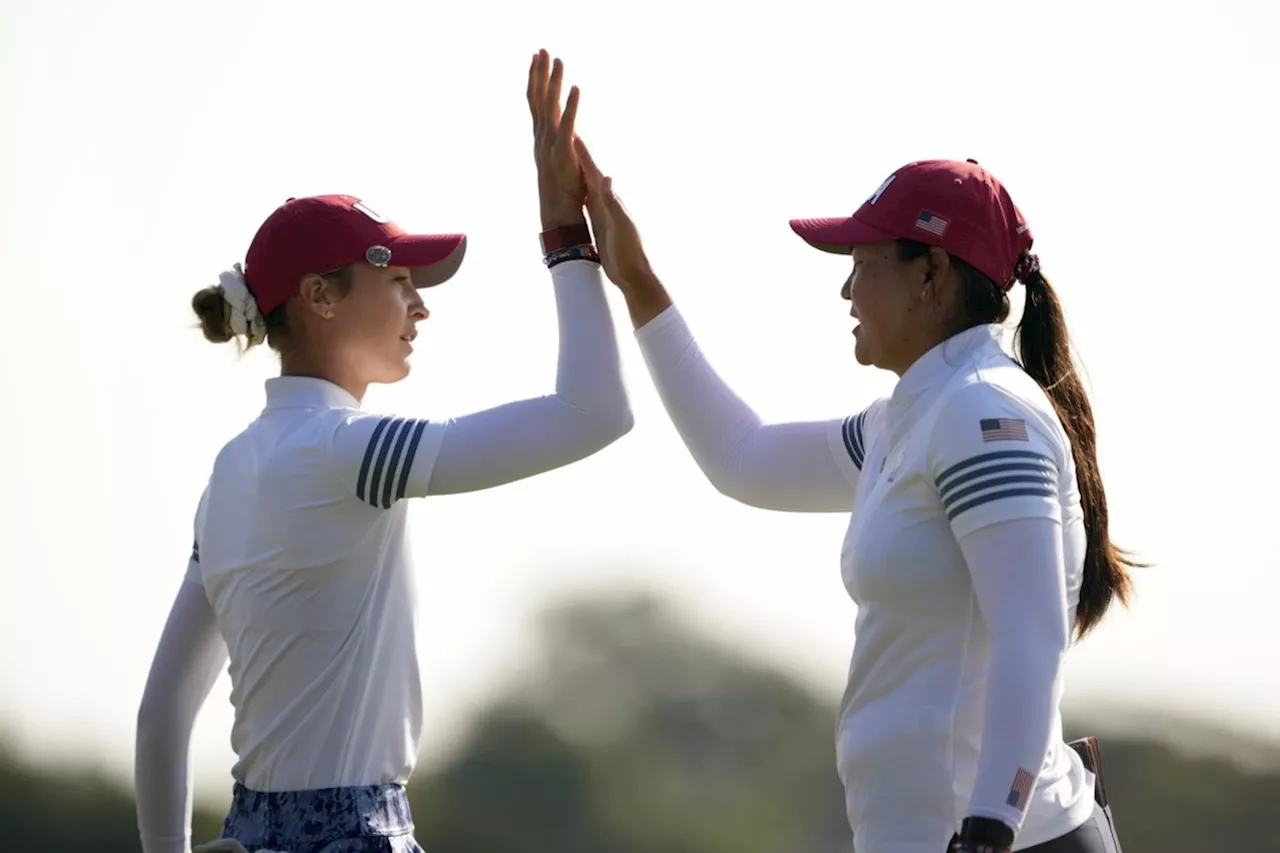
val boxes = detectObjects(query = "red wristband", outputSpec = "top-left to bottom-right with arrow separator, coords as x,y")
540,223 -> 592,254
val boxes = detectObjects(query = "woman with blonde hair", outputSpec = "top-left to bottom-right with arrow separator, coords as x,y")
134,51 -> 631,853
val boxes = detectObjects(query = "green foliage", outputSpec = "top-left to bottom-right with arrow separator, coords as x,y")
3,594 -> 1278,852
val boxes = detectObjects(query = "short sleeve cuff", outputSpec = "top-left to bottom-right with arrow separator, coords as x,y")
827,404 -> 881,486
335,413 -> 449,508
929,383 -> 1067,540
937,448 -> 1063,539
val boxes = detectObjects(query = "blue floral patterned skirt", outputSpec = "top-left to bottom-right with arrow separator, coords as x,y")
201,782 -> 423,853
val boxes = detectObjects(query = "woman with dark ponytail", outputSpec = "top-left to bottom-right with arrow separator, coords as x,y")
572,146 -> 1134,853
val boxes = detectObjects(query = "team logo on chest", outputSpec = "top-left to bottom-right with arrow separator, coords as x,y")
880,444 -> 907,483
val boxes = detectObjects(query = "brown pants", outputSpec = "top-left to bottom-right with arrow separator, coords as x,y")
1023,738 -> 1123,852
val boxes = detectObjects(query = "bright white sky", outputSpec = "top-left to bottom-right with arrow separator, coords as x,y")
2,0 -> 1277,803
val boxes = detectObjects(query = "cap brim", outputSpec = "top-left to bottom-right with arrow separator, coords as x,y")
387,233 -> 468,288
788,216 -> 898,254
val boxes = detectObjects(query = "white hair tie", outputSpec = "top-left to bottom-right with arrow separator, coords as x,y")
218,263 -> 267,345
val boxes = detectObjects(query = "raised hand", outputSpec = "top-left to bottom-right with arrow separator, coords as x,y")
527,50 -> 587,230
574,137 -> 655,289
575,137 -> 671,327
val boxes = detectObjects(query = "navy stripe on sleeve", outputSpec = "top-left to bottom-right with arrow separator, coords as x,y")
380,419 -> 417,509
935,449 -> 1058,522
190,539 -> 200,564
369,418 -> 408,508
357,417 -> 432,509
356,417 -> 392,505
841,409 -> 870,470
394,420 -> 430,503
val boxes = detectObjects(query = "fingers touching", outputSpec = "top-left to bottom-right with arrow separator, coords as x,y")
575,137 -> 604,191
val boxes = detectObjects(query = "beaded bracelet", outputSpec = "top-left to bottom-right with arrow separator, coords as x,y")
544,244 -> 600,268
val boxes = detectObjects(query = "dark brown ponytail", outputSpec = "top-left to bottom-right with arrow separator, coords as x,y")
896,239 -> 1140,639
1014,259 -> 1139,638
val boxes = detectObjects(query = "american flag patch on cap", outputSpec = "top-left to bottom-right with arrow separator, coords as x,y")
914,210 -> 949,237
1006,767 -> 1035,811
980,418 -> 1028,442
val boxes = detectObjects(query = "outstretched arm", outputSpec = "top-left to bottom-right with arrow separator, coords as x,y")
635,302 -> 881,511
571,137 -> 879,512
430,52 -> 634,494
423,257 -> 632,494
135,572 -> 227,853
326,53 -> 632,506
331,259 -> 631,502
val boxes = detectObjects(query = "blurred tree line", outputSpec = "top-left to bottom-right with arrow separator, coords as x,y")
2,595 -> 1278,852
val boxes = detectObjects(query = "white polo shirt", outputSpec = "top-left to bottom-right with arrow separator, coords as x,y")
187,376 -> 448,792
829,324 -> 1095,851
136,259 -> 632,853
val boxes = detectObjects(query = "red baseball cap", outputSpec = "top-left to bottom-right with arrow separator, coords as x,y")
789,159 -> 1033,290
243,195 -> 467,315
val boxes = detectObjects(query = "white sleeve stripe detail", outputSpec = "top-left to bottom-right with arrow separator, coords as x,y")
943,472 -> 1058,512
936,449 -> 1054,492
946,485 -> 1058,522
355,417 -> 394,504
393,420 -> 430,502
378,419 -> 417,508
938,459 -> 1058,504
357,417 -> 430,508
365,417 -> 407,507
841,410 -> 869,470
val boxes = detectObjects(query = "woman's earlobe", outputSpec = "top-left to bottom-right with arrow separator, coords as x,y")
920,272 -> 936,302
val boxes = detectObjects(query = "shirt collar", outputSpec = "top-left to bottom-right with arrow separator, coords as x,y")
894,324 -> 1004,400
883,324 -> 1005,441
263,375 -> 361,411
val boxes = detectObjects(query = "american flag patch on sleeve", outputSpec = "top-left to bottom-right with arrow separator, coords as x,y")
980,418 -> 1028,443
1006,767 -> 1035,811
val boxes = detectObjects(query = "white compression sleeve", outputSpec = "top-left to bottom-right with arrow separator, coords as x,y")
425,259 -> 633,495
135,579 -> 228,853
959,517 -> 1072,833
634,304 -> 862,512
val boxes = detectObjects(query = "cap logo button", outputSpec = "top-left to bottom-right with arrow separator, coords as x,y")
366,245 -> 392,267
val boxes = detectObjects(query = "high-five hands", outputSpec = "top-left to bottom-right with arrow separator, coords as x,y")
574,137 -> 671,327
527,50 -> 587,230
574,137 -> 656,291
527,50 -> 671,327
